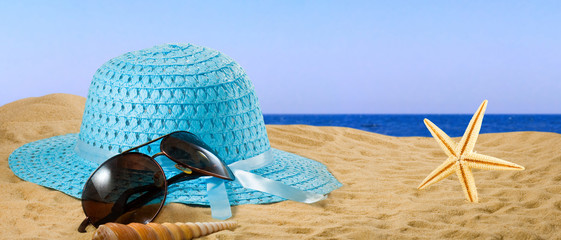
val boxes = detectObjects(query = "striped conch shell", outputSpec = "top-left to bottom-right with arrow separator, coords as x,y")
92,221 -> 237,240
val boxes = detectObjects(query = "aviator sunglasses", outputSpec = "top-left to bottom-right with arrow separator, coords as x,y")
77,131 -> 234,232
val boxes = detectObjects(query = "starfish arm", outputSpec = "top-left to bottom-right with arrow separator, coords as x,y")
456,163 -> 478,203
418,158 -> 457,190
424,119 -> 458,157
463,152 -> 525,171
456,100 -> 488,155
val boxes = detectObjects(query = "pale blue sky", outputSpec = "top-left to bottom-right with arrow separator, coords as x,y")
1,1 -> 559,113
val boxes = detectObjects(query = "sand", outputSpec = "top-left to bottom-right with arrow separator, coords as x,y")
1,93 -> 561,239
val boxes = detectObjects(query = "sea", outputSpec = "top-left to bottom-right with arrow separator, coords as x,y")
263,114 -> 561,137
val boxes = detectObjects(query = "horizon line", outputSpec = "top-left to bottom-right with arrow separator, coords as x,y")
262,113 -> 561,115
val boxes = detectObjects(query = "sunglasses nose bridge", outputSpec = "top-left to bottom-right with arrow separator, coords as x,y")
152,152 -> 166,158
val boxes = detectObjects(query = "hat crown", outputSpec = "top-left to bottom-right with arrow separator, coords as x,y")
78,43 -> 270,164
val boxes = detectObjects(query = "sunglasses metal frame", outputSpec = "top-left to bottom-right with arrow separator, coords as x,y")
78,131 -> 233,232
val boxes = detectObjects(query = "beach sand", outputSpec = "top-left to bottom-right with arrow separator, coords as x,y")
1,94 -> 561,239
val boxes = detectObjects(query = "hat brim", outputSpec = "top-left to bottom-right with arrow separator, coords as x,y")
9,134 -> 342,205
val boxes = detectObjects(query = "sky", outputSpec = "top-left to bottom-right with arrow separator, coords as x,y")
0,1 -> 559,113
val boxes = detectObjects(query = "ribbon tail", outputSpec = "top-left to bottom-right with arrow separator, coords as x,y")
233,169 -> 326,203
207,178 -> 232,220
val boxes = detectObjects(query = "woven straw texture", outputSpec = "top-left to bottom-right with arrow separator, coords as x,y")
9,43 -> 341,206
79,43 -> 269,164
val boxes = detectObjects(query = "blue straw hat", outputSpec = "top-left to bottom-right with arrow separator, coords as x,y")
9,43 -> 341,218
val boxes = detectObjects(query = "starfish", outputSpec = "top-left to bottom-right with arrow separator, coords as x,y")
417,100 -> 524,203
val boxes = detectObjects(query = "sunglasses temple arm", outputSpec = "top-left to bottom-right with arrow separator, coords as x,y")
116,173 -> 202,216
77,217 -> 90,233
121,134 -> 171,153
120,173 -> 202,211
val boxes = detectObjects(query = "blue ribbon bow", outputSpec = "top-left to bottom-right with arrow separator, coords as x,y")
206,150 -> 326,219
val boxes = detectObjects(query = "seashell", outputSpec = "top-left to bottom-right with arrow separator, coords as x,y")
92,221 -> 237,240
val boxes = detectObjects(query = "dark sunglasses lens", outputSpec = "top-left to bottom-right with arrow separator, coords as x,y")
81,152 -> 167,227
161,131 -> 233,180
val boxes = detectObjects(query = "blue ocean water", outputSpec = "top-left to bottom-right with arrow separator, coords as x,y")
263,114 -> 561,137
